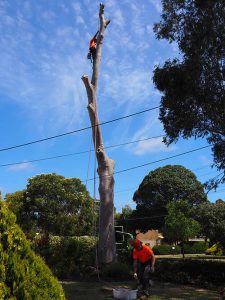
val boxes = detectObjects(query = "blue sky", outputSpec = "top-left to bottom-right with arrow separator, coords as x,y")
0,0 -> 224,212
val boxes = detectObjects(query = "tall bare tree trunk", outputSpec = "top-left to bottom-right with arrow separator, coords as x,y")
81,4 -> 116,264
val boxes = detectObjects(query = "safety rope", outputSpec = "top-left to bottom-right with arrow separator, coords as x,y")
93,17 -> 101,277
85,134 -> 93,188
93,100 -> 101,281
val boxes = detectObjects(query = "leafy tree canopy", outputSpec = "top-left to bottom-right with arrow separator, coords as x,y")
164,200 -> 201,258
164,200 -> 201,244
195,199 -> 225,248
5,173 -> 95,237
153,0 -> 225,186
133,165 -> 207,231
115,205 -> 135,234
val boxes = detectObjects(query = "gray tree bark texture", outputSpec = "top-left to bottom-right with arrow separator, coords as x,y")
81,4 -> 116,264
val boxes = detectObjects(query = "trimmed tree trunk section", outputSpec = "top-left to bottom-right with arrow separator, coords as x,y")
81,4 -> 116,264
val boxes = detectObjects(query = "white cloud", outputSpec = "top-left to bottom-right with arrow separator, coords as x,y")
106,0 -> 116,8
149,0 -> 162,13
102,69 -> 156,107
72,2 -> 81,14
0,0 -> 165,140
131,137 -> 170,155
0,3 -> 90,135
41,11 -> 56,23
76,15 -> 85,25
7,162 -> 33,172
113,9 -> 124,28
56,26 -> 74,37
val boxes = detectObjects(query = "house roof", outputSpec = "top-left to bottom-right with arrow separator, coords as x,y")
136,230 -> 164,241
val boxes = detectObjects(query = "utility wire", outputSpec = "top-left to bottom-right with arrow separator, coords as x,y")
115,186 -> 225,196
114,166 -> 218,194
0,106 -> 160,152
208,188 -> 225,194
85,144 -> 212,182
125,215 -> 167,222
0,135 -> 164,168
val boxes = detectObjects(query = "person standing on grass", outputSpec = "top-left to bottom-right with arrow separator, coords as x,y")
129,239 -> 156,297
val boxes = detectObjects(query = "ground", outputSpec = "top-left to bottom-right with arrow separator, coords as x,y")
61,280 -> 220,300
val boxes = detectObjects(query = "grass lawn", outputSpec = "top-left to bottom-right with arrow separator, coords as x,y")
61,280 -> 220,300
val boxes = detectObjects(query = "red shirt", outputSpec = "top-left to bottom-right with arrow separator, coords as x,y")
133,244 -> 154,263
89,38 -> 97,49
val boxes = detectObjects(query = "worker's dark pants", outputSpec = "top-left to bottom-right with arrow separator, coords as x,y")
90,47 -> 96,61
138,260 -> 152,290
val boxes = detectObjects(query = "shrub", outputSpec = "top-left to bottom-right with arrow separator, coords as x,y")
189,241 -> 208,254
0,201 -> 65,299
182,241 -> 208,254
102,262 -> 131,280
152,244 -> 181,255
33,234 -> 97,278
153,242 -> 208,255
116,241 -> 133,265
154,259 -> 225,286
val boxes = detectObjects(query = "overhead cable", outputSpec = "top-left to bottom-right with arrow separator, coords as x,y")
0,135 -> 164,167
85,144 -> 212,182
0,106 -> 160,152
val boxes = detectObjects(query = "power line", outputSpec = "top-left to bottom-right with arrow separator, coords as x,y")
124,215 -> 167,222
86,144 -> 212,182
0,106 -> 160,152
114,166 -> 218,194
4,141 -> 215,194
114,186 -> 225,196
115,187 -> 137,194
208,188 -> 225,194
0,135 -> 164,168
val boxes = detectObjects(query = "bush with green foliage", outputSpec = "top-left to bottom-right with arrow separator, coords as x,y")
33,234 -> 97,278
153,244 -> 181,255
155,259 -> 225,287
0,201 -> 65,299
153,242 -> 208,255
183,242 -> 208,254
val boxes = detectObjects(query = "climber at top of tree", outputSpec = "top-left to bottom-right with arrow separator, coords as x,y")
87,31 -> 99,63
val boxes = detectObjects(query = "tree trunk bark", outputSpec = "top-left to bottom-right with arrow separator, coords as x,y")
81,4 -> 116,264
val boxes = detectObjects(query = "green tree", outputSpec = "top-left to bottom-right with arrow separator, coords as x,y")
5,190 -> 35,235
153,0 -> 225,187
133,165 -> 207,231
195,199 -> 225,249
115,205 -> 135,235
164,200 -> 201,258
6,173 -> 95,237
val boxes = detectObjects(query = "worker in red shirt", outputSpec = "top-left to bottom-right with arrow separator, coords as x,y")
87,31 -> 99,63
129,239 -> 155,297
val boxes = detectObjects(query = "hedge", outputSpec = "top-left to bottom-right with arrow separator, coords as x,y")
155,259 -> 225,287
183,242 -> 208,254
0,201 -> 65,300
153,242 -> 208,255
153,244 -> 181,255
33,234 -> 97,278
